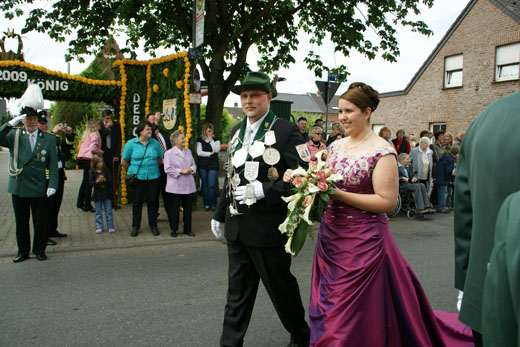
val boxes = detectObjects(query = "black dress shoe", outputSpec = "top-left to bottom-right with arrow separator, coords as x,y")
130,227 -> 139,237
50,231 -> 67,238
47,239 -> 57,246
36,253 -> 47,261
151,227 -> 160,236
183,231 -> 195,237
13,254 -> 29,263
170,230 -> 177,238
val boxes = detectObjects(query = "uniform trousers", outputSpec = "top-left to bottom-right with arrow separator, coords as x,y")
47,168 -> 65,235
12,194 -> 47,256
220,236 -> 310,347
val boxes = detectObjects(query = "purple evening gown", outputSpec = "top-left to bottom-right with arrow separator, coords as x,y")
309,144 -> 473,347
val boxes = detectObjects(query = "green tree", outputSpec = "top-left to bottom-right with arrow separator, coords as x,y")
2,0 -> 433,135
49,101 -> 103,130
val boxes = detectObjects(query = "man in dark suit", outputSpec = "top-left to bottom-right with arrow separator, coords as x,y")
397,153 -> 434,214
0,106 -> 58,262
146,112 -> 172,218
211,71 -> 310,347
37,111 -> 75,245
99,109 -> 122,208
454,91 -> 520,346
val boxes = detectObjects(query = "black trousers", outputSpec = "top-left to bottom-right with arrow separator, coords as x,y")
157,169 -> 169,215
12,194 -> 47,256
76,159 -> 92,209
47,169 -> 65,235
220,237 -> 310,347
132,178 -> 160,229
166,192 -> 192,233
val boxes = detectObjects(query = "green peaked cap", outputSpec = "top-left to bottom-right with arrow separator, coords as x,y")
231,71 -> 277,98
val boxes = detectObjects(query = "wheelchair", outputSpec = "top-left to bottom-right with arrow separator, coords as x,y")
388,186 -> 423,220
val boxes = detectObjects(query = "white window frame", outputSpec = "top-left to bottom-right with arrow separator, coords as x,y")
496,43 -> 520,82
444,55 -> 463,88
430,122 -> 446,134
372,124 -> 384,134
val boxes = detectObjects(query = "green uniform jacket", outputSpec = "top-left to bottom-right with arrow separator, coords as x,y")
454,91 -> 520,332
0,122 -> 58,197
482,191 -> 520,347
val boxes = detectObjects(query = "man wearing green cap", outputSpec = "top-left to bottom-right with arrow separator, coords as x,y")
212,71 -> 310,347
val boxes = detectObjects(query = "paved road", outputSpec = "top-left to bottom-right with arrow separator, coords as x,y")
0,148 -> 461,346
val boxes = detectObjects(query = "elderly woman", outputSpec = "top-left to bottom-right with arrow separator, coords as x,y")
409,136 -> 434,191
77,118 -> 104,212
121,120 -> 164,237
164,130 -> 197,238
392,128 -> 410,154
306,125 -> 327,164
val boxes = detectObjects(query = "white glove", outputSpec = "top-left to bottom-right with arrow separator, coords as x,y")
46,188 -> 56,197
211,219 -> 223,240
235,180 -> 265,204
8,114 -> 26,127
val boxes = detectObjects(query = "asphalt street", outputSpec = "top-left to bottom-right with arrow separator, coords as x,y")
0,213 -> 459,347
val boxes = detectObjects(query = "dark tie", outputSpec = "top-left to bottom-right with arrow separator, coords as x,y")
155,129 -> 167,153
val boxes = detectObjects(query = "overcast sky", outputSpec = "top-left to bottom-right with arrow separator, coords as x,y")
1,0 -> 471,109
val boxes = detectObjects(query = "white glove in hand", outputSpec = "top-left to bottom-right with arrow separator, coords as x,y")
46,188 -> 56,197
235,180 -> 265,204
211,219 -> 223,240
8,115 -> 26,127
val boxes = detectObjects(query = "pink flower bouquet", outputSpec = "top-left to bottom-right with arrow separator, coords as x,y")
279,149 -> 343,256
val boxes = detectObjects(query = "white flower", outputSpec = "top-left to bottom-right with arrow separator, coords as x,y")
284,236 -> 295,255
291,166 -> 307,177
327,173 -> 344,183
278,215 -> 291,234
307,183 -> 320,194
301,195 -> 316,225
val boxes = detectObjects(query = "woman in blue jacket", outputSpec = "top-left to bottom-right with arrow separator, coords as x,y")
434,146 -> 459,212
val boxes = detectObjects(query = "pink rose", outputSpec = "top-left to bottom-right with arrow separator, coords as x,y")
318,181 -> 328,192
303,195 -> 313,207
316,170 -> 327,181
292,176 -> 303,187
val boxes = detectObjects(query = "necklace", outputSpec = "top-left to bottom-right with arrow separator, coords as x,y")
346,131 -> 372,150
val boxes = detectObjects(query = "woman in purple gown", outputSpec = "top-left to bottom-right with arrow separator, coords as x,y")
285,83 -> 472,346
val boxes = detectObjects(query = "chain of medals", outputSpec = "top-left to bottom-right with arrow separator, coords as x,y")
226,118 -> 281,214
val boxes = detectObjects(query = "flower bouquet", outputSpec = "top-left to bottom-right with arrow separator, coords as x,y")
279,149 -> 343,256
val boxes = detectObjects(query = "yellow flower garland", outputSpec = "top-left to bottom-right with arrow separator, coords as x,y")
113,51 -> 192,202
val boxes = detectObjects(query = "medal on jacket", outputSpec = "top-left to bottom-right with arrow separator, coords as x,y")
232,148 -> 247,168
263,147 -> 280,181
264,131 -> 276,146
248,141 -> 265,159
244,161 -> 259,206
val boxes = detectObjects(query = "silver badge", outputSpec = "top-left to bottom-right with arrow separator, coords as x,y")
41,157 -> 45,162
231,173 -> 241,189
41,150 -> 47,155
244,161 -> 259,182
263,147 -> 280,166
248,141 -> 265,159
264,131 -> 276,146
296,144 -> 311,162
232,148 -> 248,168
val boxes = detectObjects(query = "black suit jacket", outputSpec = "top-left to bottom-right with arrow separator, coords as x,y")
99,120 -> 122,159
151,125 -> 172,151
398,164 -> 416,190
214,112 -> 308,248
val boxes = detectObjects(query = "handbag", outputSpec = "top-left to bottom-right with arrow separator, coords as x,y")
124,143 -> 148,188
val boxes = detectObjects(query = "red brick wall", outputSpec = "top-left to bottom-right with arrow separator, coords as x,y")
372,0 -> 520,138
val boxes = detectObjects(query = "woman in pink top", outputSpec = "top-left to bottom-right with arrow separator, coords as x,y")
164,130 -> 197,238
76,119 -> 104,212
306,125 -> 327,165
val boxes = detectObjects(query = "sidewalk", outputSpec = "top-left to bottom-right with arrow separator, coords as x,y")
0,151 -> 220,258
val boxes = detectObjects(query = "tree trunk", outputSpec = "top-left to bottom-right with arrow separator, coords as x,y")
205,83 -> 228,138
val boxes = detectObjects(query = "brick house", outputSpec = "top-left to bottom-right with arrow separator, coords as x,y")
372,0 -> 520,138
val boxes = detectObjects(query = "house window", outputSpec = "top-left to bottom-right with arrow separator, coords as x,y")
444,55 -> 463,88
496,43 -> 520,81
430,122 -> 446,133
372,124 -> 384,135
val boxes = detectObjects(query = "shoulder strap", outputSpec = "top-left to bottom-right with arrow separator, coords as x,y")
135,143 -> 149,175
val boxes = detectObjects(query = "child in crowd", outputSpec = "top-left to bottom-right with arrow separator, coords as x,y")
89,154 -> 115,233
